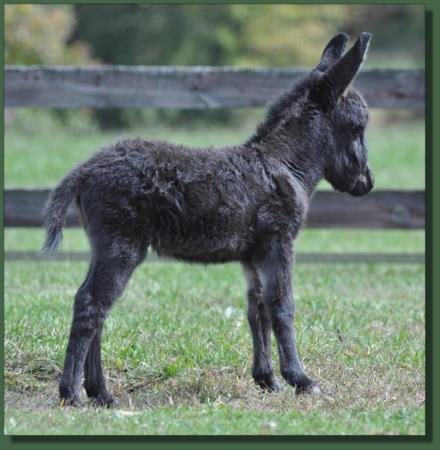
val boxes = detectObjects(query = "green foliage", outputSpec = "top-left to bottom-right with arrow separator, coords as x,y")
7,4 -> 424,69
230,5 -> 348,67
5,5 -> 94,65
5,5 -> 96,128
343,5 -> 424,69
72,5 -> 240,66
71,5 -> 243,128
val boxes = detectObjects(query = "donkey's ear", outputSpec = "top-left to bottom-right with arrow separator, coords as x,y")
316,32 -> 349,72
318,32 -> 372,109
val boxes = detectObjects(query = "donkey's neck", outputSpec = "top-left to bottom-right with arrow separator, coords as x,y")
279,151 -> 323,197
249,137 -> 325,198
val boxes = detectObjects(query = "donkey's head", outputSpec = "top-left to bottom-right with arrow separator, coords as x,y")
249,32 -> 374,196
311,32 -> 374,196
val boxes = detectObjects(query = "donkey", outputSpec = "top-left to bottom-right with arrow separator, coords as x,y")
43,33 -> 373,407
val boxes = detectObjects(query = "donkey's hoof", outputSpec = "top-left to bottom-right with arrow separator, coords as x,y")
91,395 -> 119,408
59,384 -> 81,407
255,375 -> 282,392
295,379 -> 320,395
60,396 -> 82,407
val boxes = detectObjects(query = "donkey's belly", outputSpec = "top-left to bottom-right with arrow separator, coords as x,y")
150,223 -> 253,264
170,248 -> 246,264
140,169 -> 259,263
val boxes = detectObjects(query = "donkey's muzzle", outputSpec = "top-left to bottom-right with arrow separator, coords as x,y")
350,165 -> 374,197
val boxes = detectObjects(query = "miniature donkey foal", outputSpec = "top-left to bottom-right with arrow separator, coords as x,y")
43,33 -> 373,406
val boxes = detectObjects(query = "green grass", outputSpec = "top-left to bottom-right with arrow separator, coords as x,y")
5,405 -> 425,435
4,116 -> 425,434
4,228 -> 425,254
5,112 -> 425,190
4,261 -> 425,435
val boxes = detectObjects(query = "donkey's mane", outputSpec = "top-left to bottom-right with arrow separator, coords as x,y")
246,77 -> 312,146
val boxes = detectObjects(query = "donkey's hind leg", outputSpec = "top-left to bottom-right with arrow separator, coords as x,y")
59,235 -> 146,406
84,327 -> 114,407
243,262 -> 281,391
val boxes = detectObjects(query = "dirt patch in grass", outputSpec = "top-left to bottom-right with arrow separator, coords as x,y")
5,360 -> 425,413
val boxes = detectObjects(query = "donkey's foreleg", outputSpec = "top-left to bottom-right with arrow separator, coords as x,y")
257,241 -> 317,394
243,263 -> 281,391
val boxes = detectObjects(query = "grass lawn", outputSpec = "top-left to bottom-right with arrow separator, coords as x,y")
4,261 -> 425,435
5,110 -> 424,190
4,115 -> 425,435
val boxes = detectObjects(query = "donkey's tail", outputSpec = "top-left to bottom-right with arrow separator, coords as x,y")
41,168 -> 84,255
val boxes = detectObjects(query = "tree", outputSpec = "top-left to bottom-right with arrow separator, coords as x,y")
229,5 -> 348,67
71,5 -> 243,128
5,5 -> 95,127
5,4 -> 94,65
343,5 -> 424,67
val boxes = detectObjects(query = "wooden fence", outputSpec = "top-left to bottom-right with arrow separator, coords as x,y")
6,66 -> 424,109
4,65 -> 425,263
5,188 -> 424,230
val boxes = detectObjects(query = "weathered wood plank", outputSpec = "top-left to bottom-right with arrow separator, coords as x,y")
305,190 -> 425,229
4,188 -> 425,229
5,66 -> 425,109
4,251 -> 425,264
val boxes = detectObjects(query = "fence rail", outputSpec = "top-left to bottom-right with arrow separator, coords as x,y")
4,251 -> 425,264
4,188 -> 425,229
5,66 -> 425,110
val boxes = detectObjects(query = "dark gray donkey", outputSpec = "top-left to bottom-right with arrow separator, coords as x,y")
43,33 -> 373,407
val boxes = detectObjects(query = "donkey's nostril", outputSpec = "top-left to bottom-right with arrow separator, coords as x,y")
368,171 -> 374,189
365,167 -> 374,191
